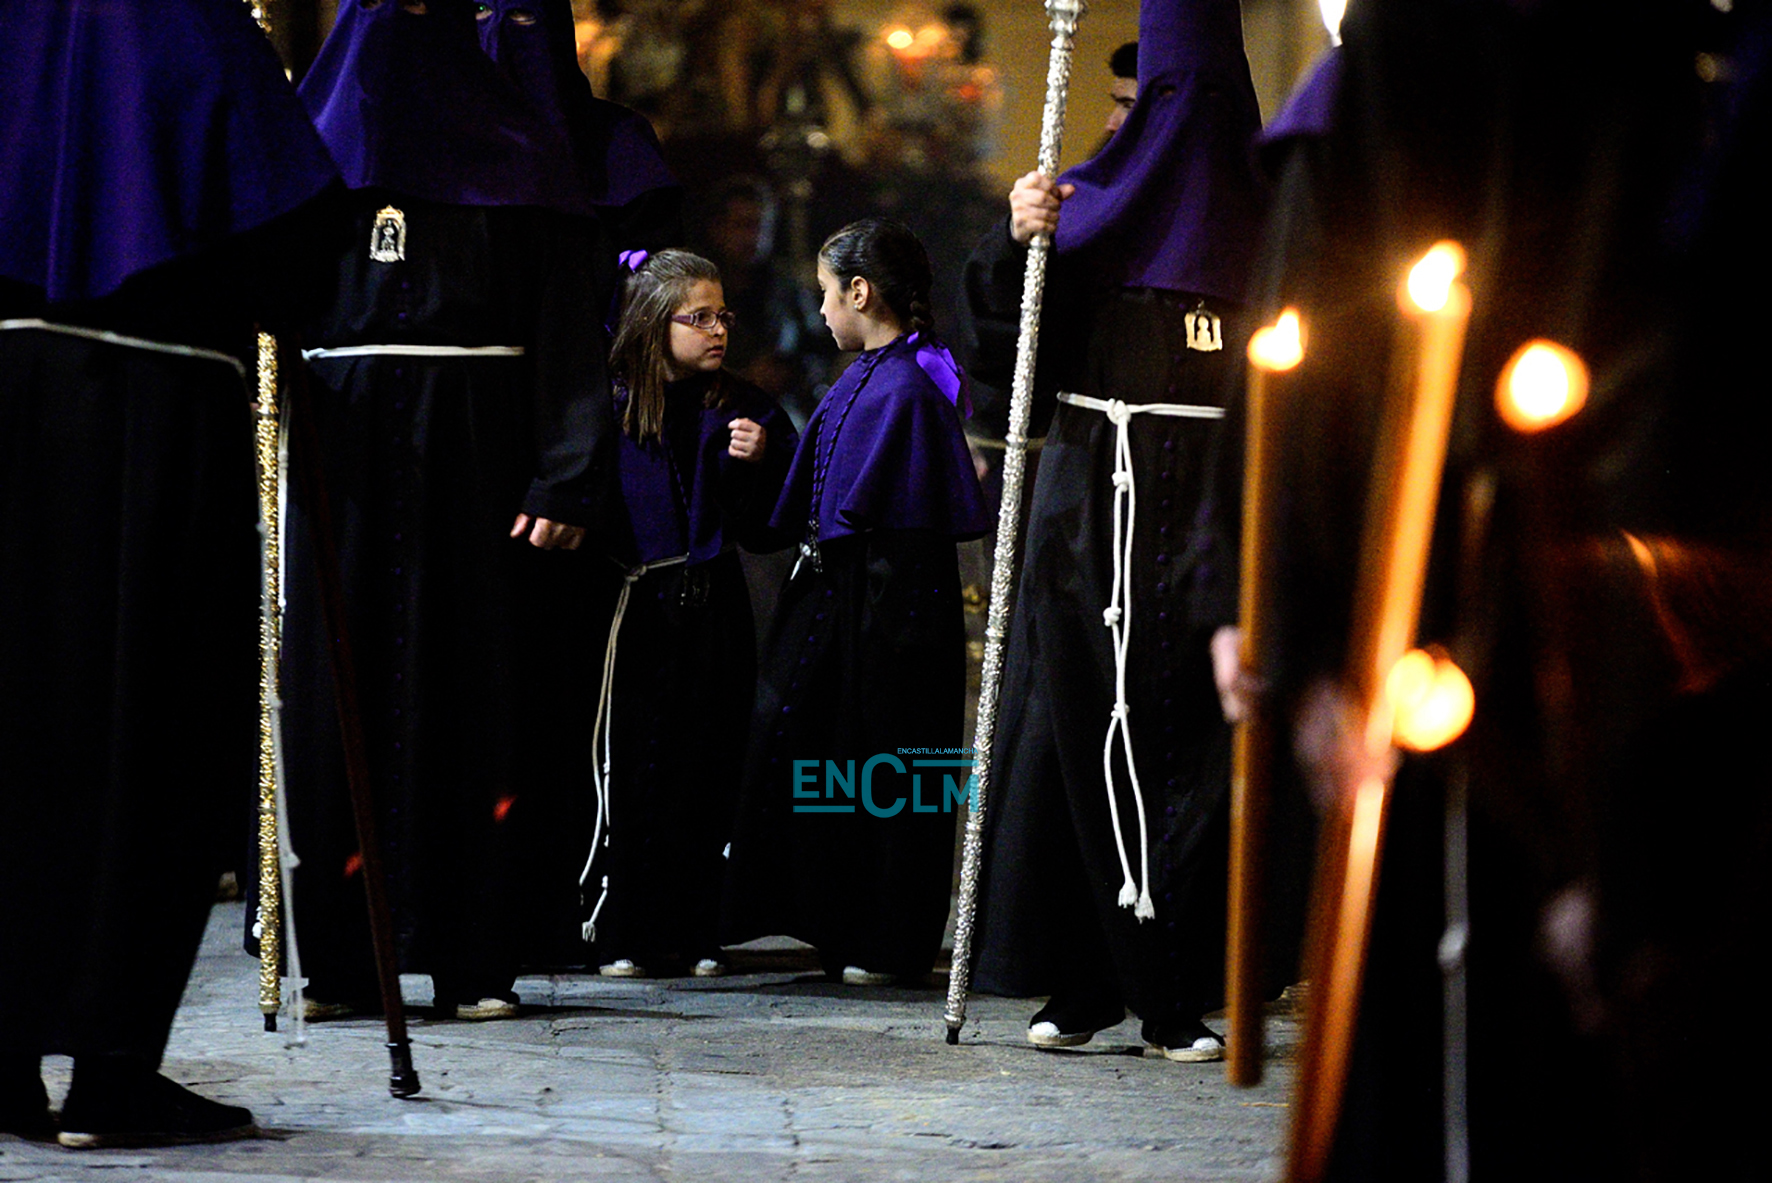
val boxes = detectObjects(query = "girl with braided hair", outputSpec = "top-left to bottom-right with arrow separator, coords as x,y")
723,218 -> 989,984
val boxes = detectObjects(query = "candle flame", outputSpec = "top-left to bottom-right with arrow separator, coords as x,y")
1247,308 -> 1305,371
1385,648 -> 1474,752
885,26 -> 914,50
1405,242 -> 1467,313
1497,339 -> 1588,432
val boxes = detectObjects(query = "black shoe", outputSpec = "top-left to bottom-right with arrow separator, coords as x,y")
58,1067 -> 254,1149
1027,995 -> 1126,1049
0,1061 -> 55,1142
1141,1020 -> 1226,1063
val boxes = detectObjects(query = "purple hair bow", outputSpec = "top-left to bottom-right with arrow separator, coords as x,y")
909,331 -> 972,418
606,249 -> 653,334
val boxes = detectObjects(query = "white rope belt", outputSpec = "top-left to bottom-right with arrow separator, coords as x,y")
300,344 -> 525,360
1056,391 -> 1225,922
1,318 -> 247,378
579,553 -> 689,943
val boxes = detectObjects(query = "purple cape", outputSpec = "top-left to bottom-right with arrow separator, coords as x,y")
299,0 -> 585,213
615,378 -> 796,566
0,0 -> 338,303
1257,47 -> 1342,176
476,0 -> 679,212
771,335 -> 989,543
1053,0 -> 1265,302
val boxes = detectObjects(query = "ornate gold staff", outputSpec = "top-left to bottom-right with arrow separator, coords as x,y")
1287,242 -> 1473,1182
944,0 -> 1088,1046
242,0 -> 286,1035
254,331 -> 286,1031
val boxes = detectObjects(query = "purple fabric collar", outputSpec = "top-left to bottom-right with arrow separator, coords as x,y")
613,377 -> 796,566
1053,0 -> 1266,301
299,0 -> 586,213
475,0 -> 678,212
770,334 -> 988,543
0,0 -> 338,303
908,331 -> 973,418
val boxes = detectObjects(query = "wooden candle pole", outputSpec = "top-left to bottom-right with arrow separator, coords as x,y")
1287,244 -> 1470,1183
1226,310 -> 1305,1086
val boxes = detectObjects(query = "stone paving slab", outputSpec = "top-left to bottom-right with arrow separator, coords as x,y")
0,904 -> 1296,1181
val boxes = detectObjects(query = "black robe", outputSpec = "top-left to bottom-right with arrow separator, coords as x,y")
963,222 -> 1246,1026
0,208 -> 336,1062
1244,3 -> 1767,1178
723,337 -> 987,979
584,371 -> 796,968
282,194 -> 612,1004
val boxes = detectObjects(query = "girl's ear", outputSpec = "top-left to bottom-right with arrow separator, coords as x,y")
849,275 -> 871,311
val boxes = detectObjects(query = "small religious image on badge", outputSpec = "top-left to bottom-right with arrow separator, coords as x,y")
1184,303 -> 1223,352
370,206 -> 406,263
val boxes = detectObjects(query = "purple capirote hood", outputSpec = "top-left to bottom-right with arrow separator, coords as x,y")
475,0 -> 679,211
299,0 -> 586,214
1053,0 -> 1266,303
0,0 -> 339,303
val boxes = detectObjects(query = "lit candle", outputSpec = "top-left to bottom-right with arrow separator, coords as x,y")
1227,309 -> 1305,1087
1496,338 -> 1588,433
1289,243 -> 1472,1183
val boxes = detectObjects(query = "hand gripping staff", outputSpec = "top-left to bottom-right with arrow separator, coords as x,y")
943,0 -> 1088,1047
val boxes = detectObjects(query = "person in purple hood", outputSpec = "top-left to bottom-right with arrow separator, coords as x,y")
1,0 -> 340,1146
581,249 -> 796,979
282,0 -> 614,1021
723,219 -> 989,983
471,0 -> 683,256
961,0 -> 1266,1059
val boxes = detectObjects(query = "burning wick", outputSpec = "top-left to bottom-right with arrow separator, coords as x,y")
1385,648 -> 1474,752
1497,339 -> 1588,432
1405,242 -> 1467,314
1248,308 -> 1306,371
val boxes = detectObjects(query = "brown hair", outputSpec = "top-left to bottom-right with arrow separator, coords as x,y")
608,249 -> 728,443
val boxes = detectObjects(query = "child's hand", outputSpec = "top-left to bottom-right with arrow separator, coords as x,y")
510,513 -> 585,550
728,417 -> 766,464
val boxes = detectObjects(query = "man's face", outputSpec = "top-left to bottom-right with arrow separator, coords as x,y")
1106,76 -> 1137,135
709,197 -> 766,266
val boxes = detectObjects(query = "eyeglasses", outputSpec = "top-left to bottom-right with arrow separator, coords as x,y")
671,309 -> 737,334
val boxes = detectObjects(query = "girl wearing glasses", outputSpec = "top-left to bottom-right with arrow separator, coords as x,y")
723,218 -> 989,985
583,249 -> 796,979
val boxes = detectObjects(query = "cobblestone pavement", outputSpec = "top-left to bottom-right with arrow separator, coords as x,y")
0,903 -> 1297,1182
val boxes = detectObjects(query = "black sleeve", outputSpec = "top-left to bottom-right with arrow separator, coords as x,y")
1187,387 -> 1245,636
520,214 -> 615,528
959,216 -> 1077,440
716,382 -> 800,551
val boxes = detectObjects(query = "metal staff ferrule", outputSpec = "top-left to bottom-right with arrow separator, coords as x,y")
943,0 -> 1088,1045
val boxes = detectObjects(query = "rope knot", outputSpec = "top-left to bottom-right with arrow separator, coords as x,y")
1111,702 -> 1130,721
1111,471 -> 1132,489
1134,888 -> 1156,921
1102,606 -> 1123,627
1104,399 -> 1132,426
